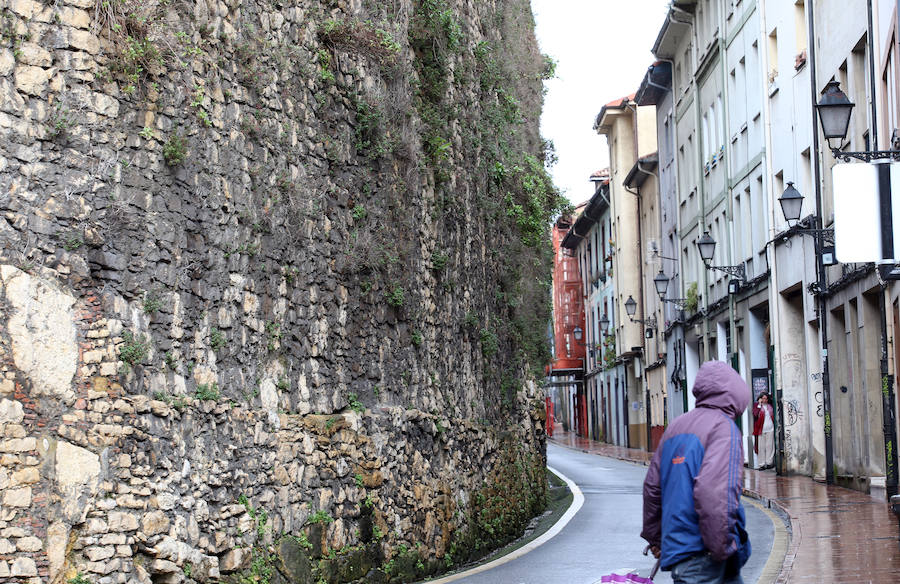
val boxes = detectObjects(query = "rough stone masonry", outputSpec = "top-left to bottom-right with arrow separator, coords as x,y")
0,0 -> 557,582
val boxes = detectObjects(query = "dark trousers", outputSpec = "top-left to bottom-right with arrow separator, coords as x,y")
671,552 -> 744,584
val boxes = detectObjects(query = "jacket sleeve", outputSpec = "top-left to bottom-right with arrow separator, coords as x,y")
693,417 -> 743,562
641,447 -> 663,547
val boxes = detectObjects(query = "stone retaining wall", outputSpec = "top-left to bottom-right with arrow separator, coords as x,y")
0,0 -> 556,582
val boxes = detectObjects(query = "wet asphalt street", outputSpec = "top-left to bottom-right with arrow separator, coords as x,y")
450,442 -> 775,584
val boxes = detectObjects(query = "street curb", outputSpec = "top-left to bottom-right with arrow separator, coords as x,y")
740,488 -> 794,583
421,465 -> 584,583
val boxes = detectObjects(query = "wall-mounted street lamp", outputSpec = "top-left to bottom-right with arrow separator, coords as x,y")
810,78 -> 900,491
653,270 -> 669,298
817,80 -> 899,162
599,313 -> 610,336
652,269 -> 692,309
624,295 -> 657,338
778,182 -> 837,265
572,326 -> 583,342
696,232 -> 745,294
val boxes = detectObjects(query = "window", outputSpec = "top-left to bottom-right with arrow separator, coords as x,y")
768,28 -> 778,84
801,148 -> 812,205
716,94 -> 724,153
883,46 -> 898,148
850,39 -> 867,147
702,112 -> 710,161
794,1 -> 807,56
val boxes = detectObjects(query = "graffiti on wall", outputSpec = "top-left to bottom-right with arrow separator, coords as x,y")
785,399 -> 802,426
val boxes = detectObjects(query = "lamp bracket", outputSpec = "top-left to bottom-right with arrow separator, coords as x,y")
790,227 -> 836,245
628,314 -> 658,330
651,249 -> 680,262
704,262 -> 746,281
661,297 -> 691,309
831,148 -> 900,163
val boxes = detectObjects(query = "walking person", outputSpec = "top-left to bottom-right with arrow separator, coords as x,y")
752,392 -> 775,470
641,361 -> 751,584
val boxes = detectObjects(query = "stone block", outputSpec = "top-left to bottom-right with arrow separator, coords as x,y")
99,362 -> 119,376
47,522 -> 68,582
84,518 -> 108,534
9,0 -> 39,18
4,423 -> 25,438
13,65 -> 49,95
98,533 -> 125,545
140,510 -> 170,536
0,78 -> 25,113
85,545 -> 115,562
0,399 -> 24,424
10,467 -> 39,485
108,512 -> 139,532
219,547 -> 247,573
55,439 -> 101,521
68,29 -> 99,54
93,92 -> 119,117
3,267 -> 78,404
2,486 -> 31,507
149,559 -> 178,574
15,536 -> 41,552
10,557 -> 37,577
0,50 -> 14,77
17,43 -> 51,67
0,561 -> 8,577
58,6 -> 90,29
0,539 -> 13,554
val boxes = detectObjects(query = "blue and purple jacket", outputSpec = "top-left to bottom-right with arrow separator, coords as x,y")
641,361 -> 751,571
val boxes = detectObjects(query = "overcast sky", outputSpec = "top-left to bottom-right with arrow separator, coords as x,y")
532,0 -> 671,204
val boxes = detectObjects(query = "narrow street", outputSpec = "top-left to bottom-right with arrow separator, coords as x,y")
449,443 -> 776,584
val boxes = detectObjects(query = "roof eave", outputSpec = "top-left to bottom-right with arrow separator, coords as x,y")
623,155 -> 660,189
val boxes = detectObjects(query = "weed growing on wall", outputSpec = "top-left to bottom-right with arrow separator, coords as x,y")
162,133 -> 187,166
118,331 -> 150,371
318,17 -> 402,67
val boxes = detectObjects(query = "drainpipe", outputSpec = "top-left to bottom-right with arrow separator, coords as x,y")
758,0 -> 786,475
623,103 -> 646,450
638,159 -> 661,446
671,5 -> 710,363
646,54 -> 683,419
625,163 -> 650,451
719,0 -> 739,390
869,0 -> 900,497
807,0 -> 835,485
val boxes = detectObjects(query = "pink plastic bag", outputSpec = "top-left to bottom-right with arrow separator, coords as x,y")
599,573 -> 653,584
600,558 -> 659,583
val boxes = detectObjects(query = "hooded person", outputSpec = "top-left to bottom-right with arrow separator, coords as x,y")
641,361 -> 752,584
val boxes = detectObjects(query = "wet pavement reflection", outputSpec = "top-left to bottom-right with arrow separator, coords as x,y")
550,429 -> 900,583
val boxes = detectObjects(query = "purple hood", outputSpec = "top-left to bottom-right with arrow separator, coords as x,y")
693,361 -> 750,419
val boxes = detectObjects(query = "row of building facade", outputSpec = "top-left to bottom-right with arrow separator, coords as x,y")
547,0 -> 900,499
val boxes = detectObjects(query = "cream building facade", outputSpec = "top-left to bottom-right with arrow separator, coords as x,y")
595,97 -> 658,450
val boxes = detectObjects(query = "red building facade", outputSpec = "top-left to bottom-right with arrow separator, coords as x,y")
547,212 -> 587,435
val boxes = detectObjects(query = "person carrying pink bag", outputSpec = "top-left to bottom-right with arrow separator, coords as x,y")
641,361 -> 752,584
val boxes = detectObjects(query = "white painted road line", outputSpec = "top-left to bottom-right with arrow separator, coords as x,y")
424,465 -> 585,584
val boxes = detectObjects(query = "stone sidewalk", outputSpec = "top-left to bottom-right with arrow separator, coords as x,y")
550,429 -> 900,583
